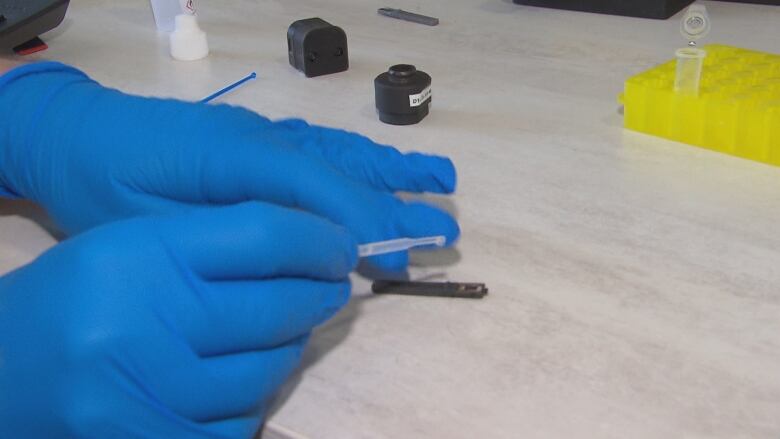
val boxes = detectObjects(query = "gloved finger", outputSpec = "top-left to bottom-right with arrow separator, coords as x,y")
62,390 -> 226,439
67,321 -> 221,438
156,202 -> 357,281
201,142 -> 459,270
184,101 -> 275,135
361,250 -> 409,275
203,416 -> 262,439
393,201 -> 461,239
171,338 -> 307,423
275,118 -> 309,130
145,140 -> 457,273
275,119 -> 457,194
185,279 -> 350,356
360,200 -> 461,273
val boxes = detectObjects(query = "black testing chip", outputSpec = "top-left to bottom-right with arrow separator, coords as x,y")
372,281 -> 488,299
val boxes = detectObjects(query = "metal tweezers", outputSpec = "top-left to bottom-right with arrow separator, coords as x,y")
378,8 -> 439,26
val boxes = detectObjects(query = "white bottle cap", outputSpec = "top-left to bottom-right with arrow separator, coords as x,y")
170,14 -> 209,61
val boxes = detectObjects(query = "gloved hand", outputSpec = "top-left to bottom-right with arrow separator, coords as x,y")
0,62 -> 459,273
0,202 -> 356,438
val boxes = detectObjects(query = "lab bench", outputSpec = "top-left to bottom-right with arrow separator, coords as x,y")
1,0 -> 779,438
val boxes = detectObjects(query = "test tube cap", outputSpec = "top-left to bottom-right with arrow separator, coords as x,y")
680,4 -> 710,43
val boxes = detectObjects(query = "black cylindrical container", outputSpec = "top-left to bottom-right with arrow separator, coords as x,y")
374,64 -> 432,125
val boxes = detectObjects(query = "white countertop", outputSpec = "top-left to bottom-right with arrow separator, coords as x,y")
2,1 -> 780,438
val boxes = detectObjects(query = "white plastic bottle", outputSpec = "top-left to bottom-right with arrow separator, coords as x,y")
150,0 -> 196,32
170,14 -> 209,61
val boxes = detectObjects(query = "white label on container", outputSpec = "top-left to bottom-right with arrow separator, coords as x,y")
409,87 -> 432,107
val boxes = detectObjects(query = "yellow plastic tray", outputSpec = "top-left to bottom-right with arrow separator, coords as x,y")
621,44 -> 780,166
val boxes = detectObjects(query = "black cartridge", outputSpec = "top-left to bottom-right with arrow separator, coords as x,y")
374,64 -> 432,125
287,18 -> 348,78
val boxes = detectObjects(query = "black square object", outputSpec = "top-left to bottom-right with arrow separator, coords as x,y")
720,0 -> 780,4
512,0 -> 695,19
0,0 -> 70,50
287,18 -> 348,78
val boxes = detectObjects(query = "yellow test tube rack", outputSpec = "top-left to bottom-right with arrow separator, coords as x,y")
621,44 -> 780,166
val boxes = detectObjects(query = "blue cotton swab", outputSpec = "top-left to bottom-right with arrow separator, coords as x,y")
200,72 -> 257,104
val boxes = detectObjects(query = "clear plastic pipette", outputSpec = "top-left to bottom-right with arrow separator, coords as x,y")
358,236 -> 446,258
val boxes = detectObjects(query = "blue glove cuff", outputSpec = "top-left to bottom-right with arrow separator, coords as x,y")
0,62 -> 91,199
0,61 -> 84,87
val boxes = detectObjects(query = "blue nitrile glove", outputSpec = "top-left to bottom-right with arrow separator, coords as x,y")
0,202 -> 357,438
0,62 -> 459,273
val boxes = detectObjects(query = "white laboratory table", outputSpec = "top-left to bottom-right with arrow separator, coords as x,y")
1,1 -> 780,438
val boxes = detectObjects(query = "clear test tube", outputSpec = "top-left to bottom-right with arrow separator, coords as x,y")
150,0 -> 195,32
674,47 -> 707,96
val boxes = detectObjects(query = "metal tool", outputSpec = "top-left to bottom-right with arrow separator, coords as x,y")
372,281 -> 488,299
377,8 -> 439,26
